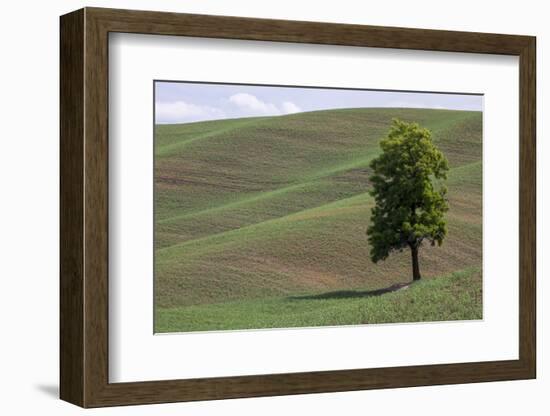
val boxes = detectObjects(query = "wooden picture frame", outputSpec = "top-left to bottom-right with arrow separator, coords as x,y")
60,7 -> 536,408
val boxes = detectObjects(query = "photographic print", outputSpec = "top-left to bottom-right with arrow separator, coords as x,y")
153,81 -> 483,333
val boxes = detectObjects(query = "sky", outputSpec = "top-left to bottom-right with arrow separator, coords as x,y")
155,81 -> 483,124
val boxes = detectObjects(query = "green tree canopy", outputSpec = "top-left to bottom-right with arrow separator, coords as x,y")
367,119 -> 449,281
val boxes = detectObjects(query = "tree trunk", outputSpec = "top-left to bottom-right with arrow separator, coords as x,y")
411,245 -> 421,281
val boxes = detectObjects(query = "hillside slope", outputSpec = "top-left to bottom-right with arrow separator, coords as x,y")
154,108 -> 482,320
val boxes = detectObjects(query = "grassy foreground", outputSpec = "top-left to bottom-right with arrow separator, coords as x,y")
155,267 -> 481,333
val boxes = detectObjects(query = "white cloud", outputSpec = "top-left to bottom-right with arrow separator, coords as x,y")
156,94 -> 304,124
229,93 -> 302,116
155,101 -> 225,123
229,93 -> 279,115
281,101 -> 302,114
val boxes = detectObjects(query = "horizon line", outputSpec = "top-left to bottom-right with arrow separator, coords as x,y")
154,106 -> 482,126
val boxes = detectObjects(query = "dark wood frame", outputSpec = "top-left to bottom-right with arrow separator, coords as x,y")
60,7 -> 536,408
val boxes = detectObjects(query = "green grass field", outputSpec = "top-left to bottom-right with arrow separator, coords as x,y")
154,107 -> 482,333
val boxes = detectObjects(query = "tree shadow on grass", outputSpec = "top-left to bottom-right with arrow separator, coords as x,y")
289,282 -> 411,301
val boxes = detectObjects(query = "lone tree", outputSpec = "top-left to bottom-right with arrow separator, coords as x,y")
367,119 -> 449,281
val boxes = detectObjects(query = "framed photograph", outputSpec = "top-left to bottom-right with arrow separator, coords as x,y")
60,7 -> 536,407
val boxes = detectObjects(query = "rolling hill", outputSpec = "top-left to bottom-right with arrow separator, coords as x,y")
154,108 -> 482,332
